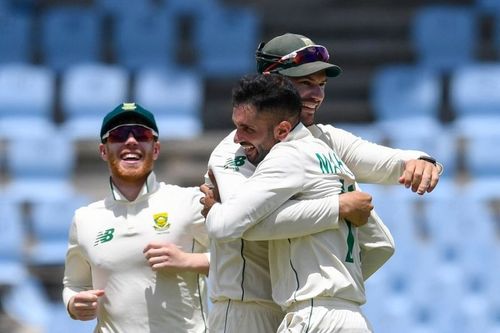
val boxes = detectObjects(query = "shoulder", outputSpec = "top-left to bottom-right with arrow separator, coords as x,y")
72,198 -> 106,224
211,130 -> 238,155
159,183 -> 202,200
209,130 -> 241,163
316,123 -> 355,138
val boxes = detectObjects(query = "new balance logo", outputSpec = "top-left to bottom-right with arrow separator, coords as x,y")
224,155 -> 246,171
94,228 -> 115,246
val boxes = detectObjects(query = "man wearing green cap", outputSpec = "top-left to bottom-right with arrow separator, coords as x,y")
201,33 -> 443,332
62,103 -> 210,332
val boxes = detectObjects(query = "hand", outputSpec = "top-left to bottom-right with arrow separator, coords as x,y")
68,289 -> 105,321
199,169 -> 220,218
399,159 -> 441,195
143,242 -> 188,272
338,191 -> 374,227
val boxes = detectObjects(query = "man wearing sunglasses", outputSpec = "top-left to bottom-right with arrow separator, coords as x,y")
63,103 -> 210,332
201,33 -> 443,332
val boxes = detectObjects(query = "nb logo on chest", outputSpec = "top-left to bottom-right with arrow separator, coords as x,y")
94,228 -> 115,246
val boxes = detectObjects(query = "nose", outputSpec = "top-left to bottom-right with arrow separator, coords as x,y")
310,84 -> 324,101
233,130 -> 242,144
124,132 -> 139,144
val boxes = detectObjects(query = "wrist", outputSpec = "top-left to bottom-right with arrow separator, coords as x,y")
418,156 -> 444,176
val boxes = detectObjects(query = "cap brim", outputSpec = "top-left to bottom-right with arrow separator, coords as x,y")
278,61 -> 342,78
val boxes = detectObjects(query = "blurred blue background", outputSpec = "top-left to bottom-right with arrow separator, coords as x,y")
0,0 -> 499,332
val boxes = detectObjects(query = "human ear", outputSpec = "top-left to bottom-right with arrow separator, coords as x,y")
152,141 -> 161,160
274,121 -> 292,141
99,144 -> 108,161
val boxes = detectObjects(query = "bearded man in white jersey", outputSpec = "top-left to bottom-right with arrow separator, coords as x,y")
63,103 -> 210,332
201,73 -> 379,332
202,73 -> 443,332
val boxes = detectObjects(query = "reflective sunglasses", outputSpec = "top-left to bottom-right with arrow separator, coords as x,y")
102,124 -> 158,143
259,44 -> 330,73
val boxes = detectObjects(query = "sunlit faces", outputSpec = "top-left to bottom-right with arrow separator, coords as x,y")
100,131 -> 160,183
289,71 -> 327,127
232,104 -> 280,165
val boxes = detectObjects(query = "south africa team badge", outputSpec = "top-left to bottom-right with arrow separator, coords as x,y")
153,212 -> 170,232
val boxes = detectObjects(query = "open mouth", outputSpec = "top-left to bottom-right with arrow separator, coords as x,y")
302,102 -> 317,111
121,152 -> 142,162
240,144 -> 256,157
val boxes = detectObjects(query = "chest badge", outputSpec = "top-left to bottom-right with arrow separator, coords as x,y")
153,212 -> 170,232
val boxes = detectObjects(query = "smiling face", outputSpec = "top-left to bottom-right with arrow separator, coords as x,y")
232,104 -> 280,165
99,132 -> 160,184
288,70 -> 327,126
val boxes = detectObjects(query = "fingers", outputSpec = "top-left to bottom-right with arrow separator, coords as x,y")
400,160 -> 441,195
143,242 -> 176,257
70,290 -> 104,320
201,205 -> 210,218
143,242 -> 163,253
199,184 -> 211,196
208,169 -> 217,190
338,191 -> 373,227
208,169 -> 221,202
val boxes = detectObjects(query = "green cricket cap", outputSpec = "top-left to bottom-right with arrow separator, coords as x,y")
100,102 -> 159,140
256,33 -> 342,77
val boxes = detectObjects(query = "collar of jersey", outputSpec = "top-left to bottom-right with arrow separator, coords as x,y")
110,172 -> 159,202
282,122 -> 311,142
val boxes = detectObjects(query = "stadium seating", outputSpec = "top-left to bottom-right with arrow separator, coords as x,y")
1,274 -> 97,333
449,63 -> 500,176
60,63 -> 129,140
111,7 -> 178,71
40,6 -> 102,71
370,64 -> 443,141
371,65 -> 442,122
494,14 -> 500,57
475,0 -> 500,12
2,277 -> 52,330
0,63 -> 56,139
133,67 -> 203,139
28,195 -> 90,266
461,128 -> 500,177
411,5 -> 478,73
94,0 -> 156,16
3,129 -> 77,203
450,63 -> 500,120
193,6 -> 260,77
0,200 -> 28,286
165,0 -> 220,17
0,11 -> 32,64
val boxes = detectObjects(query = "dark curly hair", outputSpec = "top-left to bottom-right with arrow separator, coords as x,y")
232,74 -> 301,124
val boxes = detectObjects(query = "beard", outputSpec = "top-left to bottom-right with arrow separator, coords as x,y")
107,152 -> 155,183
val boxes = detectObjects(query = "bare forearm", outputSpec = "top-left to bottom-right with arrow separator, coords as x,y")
185,253 -> 210,276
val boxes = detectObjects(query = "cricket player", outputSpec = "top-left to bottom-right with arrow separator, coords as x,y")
63,103 -> 209,332
201,33 -> 443,333
203,73 -> 377,332
201,76 -> 444,332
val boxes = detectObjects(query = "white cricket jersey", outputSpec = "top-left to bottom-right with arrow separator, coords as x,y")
207,123 -> 428,309
63,172 -> 209,333
207,123 -> 365,309
206,130 -> 341,307
206,131 -> 276,307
